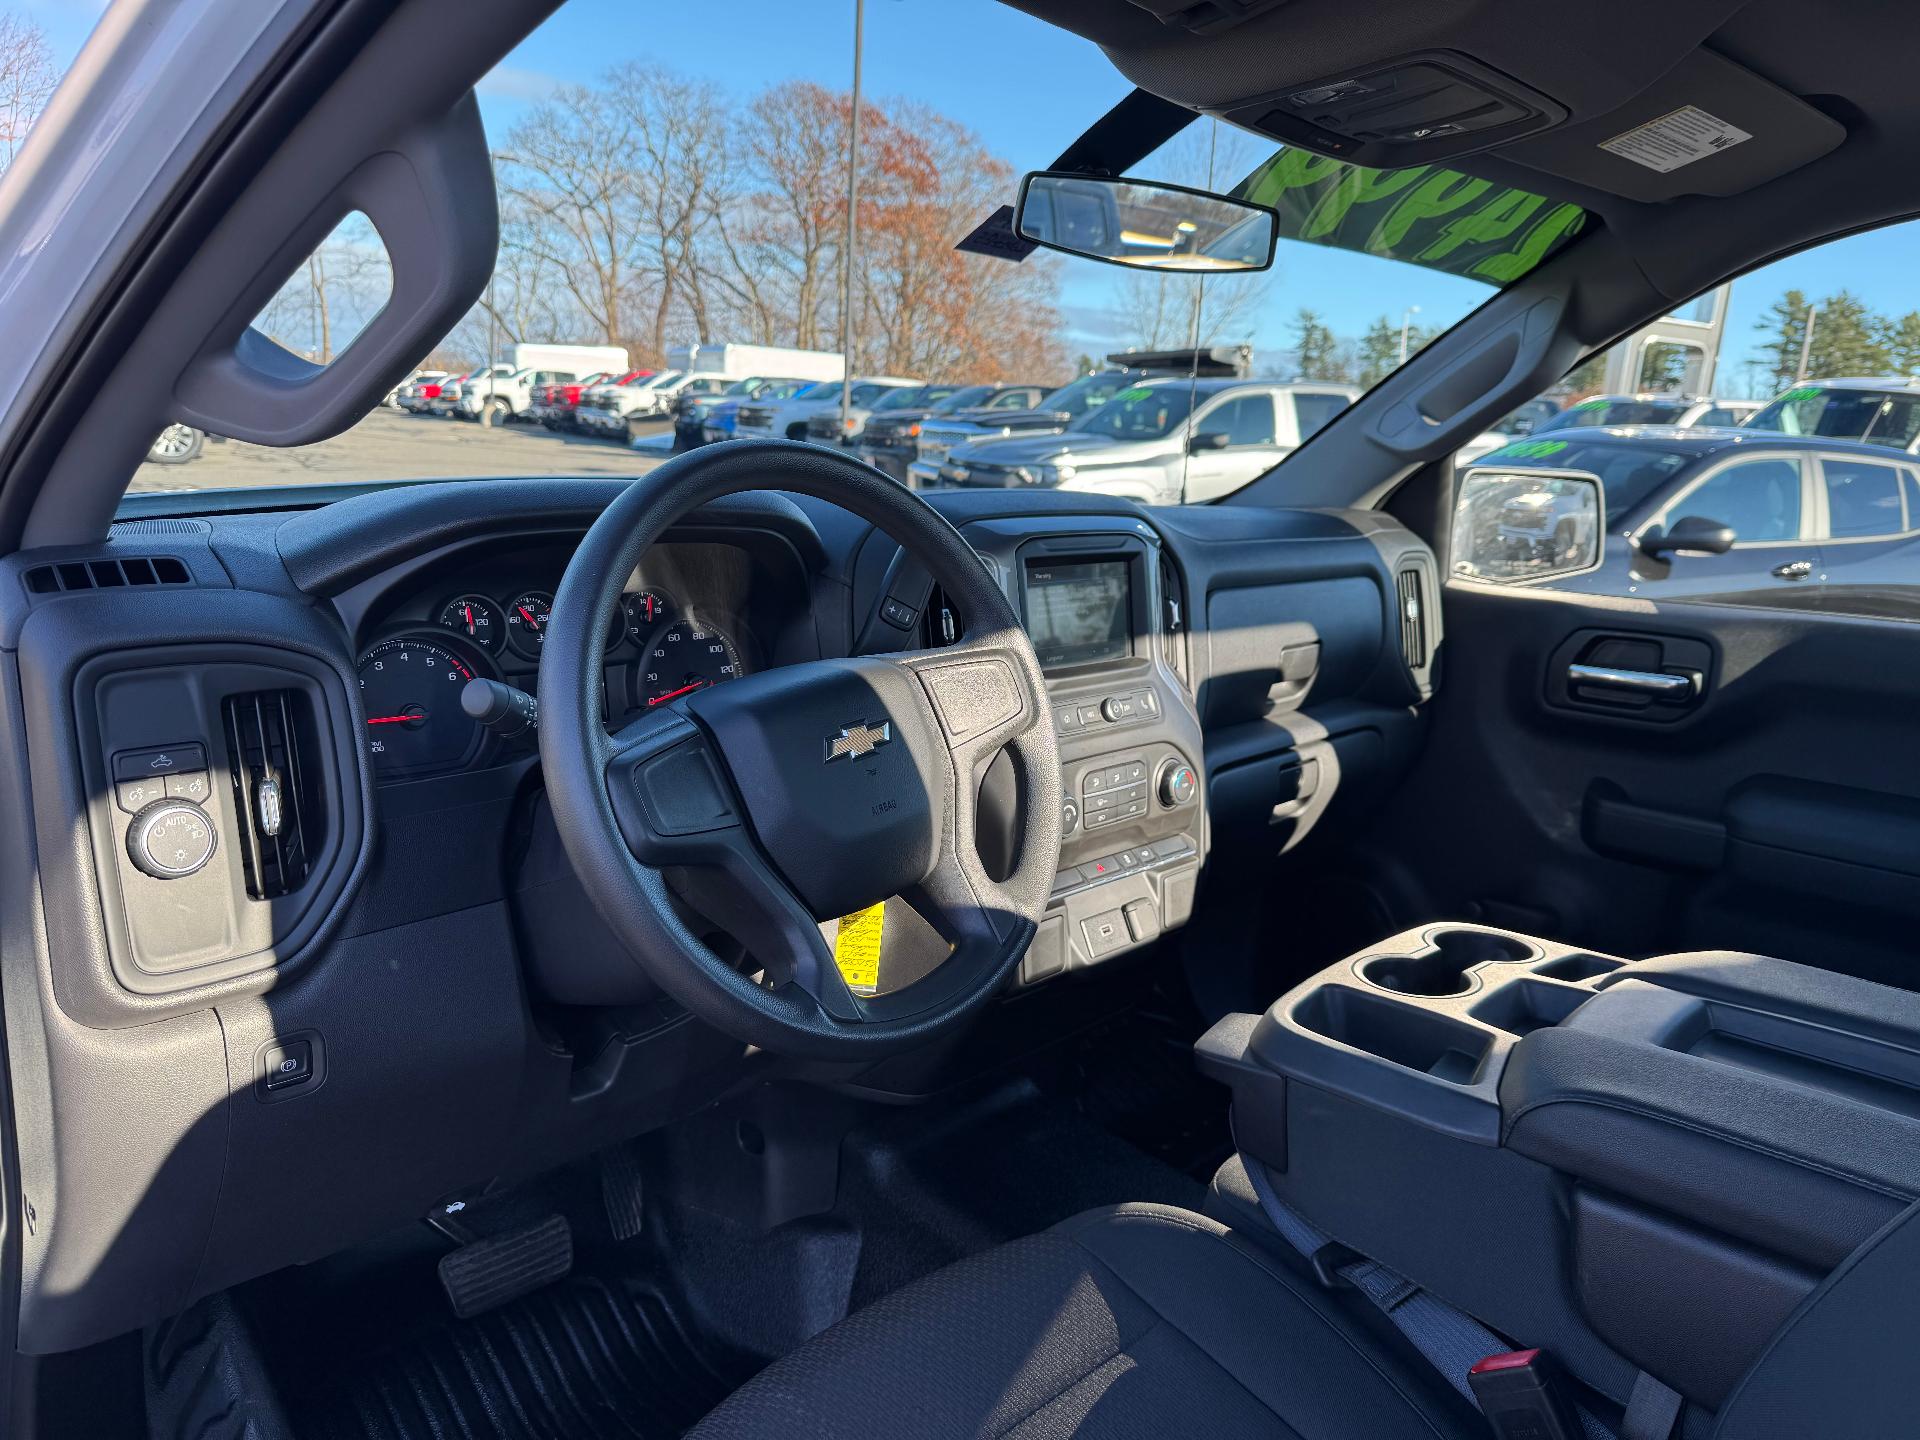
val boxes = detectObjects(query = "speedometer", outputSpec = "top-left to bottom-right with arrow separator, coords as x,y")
639,621 -> 744,707
358,637 -> 486,777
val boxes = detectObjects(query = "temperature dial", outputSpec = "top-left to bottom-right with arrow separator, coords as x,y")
128,800 -> 217,879
1157,760 -> 1198,808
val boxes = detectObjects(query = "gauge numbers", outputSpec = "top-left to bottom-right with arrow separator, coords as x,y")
358,637 -> 483,777
437,594 -> 504,652
640,620 -> 744,706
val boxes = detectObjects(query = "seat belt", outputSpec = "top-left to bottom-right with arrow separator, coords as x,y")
1244,1158 -> 1682,1440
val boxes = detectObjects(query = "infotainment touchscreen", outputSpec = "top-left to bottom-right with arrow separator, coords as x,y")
1024,559 -> 1131,670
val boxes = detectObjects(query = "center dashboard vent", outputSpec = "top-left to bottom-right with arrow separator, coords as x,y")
223,689 -> 318,900
25,555 -> 191,593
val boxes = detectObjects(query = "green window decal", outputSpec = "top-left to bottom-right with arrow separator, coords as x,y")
1232,149 -> 1587,284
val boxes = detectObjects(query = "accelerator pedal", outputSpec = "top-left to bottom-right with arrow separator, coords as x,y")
600,1143 -> 646,1242
436,1213 -> 573,1319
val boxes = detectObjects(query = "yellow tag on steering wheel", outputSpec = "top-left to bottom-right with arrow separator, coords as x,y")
833,903 -> 885,996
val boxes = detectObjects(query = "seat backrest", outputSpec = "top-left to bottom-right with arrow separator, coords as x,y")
1713,1197 -> 1920,1437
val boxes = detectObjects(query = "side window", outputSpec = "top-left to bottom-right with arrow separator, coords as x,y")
1196,396 -> 1276,448
1696,406 -> 1737,426
1293,392 -> 1351,439
986,389 -> 1035,410
1822,458 -> 1906,539
1673,458 -> 1803,543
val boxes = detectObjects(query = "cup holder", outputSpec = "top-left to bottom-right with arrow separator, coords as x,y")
1534,953 -> 1625,983
1358,929 -> 1534,997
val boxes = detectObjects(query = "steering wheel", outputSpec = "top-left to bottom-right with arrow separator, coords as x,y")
540,440 -> 1062,1060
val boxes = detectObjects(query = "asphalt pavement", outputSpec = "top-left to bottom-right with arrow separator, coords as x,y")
127,408 -> 675,493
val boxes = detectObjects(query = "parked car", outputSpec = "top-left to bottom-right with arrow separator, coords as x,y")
570,370 -> 672,436
907,372 -> 1156,486
674,378 -> 818,449
1534,393 -> 1761,433
733,376 -> 922,442
396,372 -> 451,413
579,371 -> 735,437
145,423 -> 204,465
529,372 -> 618,429
1743,376 -> 1920,452
383,368 -> 441,410
455,365 -> 590,425
805,383 -> 970,448
1459,425 -> 1920,612
854,383 -> 1053,482
935,378 -> 1359,503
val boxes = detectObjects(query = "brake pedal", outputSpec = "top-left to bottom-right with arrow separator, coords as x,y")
436,1214 -> 573,1319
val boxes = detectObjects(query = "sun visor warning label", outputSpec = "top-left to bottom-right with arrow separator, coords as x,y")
1600,106 -> 1752,174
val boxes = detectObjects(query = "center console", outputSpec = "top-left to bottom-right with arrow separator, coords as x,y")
1199,925 -> 1920,1415
956,516 -> 1207,985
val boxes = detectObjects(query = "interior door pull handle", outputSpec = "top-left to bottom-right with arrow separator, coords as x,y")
1566,664 -> 1699,699
1772,560 -> 1814,580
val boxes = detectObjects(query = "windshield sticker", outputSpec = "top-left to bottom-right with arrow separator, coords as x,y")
1113,387 -> 1153,403
1486,440 -> 1570,462
1775,386 -> 1822,405
1571,399 -> 1609,410
1600,106 -> 1751,175
1231,148 -> 1587,284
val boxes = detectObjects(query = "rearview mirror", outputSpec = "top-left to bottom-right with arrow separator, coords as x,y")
1451,468 -> 1605,583
1015,172 -> 1278,273
1639,514 -> 1737,558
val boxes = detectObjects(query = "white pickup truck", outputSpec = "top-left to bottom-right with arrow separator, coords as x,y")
576,372 -> 735,436
457,365 -> 591,425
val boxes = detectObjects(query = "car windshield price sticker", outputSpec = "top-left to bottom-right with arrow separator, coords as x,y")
1600,106 -> 1752,174
833,903 -> 885,996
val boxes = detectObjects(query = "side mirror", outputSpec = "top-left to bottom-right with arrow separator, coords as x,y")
1451,467 -> 1606,583
1640,514 -> 1737,558
1015,171 -> 1278,273
1188,430 -> 1232,453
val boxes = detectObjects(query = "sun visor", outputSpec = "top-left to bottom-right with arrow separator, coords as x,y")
1498,48 -> 1844,203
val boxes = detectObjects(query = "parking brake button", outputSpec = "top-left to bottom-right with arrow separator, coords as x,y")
262,1039 -> 313,1092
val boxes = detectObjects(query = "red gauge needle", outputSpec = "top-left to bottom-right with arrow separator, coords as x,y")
517,605 -> 541,629
647,682 -> 706,706
462,603 -> 474,631
365,714 -> 418,726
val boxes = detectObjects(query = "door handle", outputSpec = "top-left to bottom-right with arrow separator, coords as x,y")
1566,664 -> 1700,700
1771,560 -> 1814,580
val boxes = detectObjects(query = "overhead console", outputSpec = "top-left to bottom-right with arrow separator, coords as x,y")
1199,927 -> 1920,1416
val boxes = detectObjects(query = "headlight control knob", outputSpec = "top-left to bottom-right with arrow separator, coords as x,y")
1156,760 -> 1198,808
128,801 -> 216,879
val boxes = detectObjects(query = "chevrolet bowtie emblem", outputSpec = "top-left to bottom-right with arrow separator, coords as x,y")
826,721 -> 892,762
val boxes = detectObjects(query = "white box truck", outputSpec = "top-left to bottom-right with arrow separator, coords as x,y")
666,344 -> 842,384
461,343 -> 633,424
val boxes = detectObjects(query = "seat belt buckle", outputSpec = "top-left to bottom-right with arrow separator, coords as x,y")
1467,1349 -> 1583,1440
1306,1238 -> 1366,1290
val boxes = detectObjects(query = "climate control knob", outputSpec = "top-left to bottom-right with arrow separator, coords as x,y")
1157,760 -> 1198,808
127,801 -> 216,879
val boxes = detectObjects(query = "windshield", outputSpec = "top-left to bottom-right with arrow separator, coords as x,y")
1537,399 -> 1688,431
1747,386 -> 1920,449
77,0 -> 1587,506
1071,386 -> 1197,440
1471,438 -> 1694,520
932,385 -> 995,413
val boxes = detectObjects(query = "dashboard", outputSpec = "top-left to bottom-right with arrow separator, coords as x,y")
0,475 -> 1438,1359
341,532 -> 812,781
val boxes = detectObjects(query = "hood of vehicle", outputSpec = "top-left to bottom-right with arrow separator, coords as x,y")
955,431 -> 1143,467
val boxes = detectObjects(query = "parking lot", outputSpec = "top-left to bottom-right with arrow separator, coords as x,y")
128,408 -> 676,494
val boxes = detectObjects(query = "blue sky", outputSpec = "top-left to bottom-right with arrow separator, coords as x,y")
33,1 -> 1920,394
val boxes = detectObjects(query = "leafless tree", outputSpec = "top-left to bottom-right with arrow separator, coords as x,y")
0,14 -> 54,170
254,213 -> 392,362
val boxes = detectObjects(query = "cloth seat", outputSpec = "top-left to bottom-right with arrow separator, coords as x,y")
688,1202 -> 1483,1439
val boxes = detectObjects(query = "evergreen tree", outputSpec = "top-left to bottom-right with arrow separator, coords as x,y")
1290,308 -> 1346,383
1755,289 -> 1812,393
1810,290 -> 1891,378
1356,317 -> 1400,388
1878,312 -> 1920,377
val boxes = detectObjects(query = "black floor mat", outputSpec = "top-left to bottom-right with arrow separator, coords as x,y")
285,1269 -> 756,1440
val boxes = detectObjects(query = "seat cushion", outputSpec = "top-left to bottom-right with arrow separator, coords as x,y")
688,1203 -> 1483,1439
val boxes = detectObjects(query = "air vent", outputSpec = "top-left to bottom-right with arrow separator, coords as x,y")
1158,555 -> 1189,685
223,690 -> 316,899
1396,566 -> 1428,669
25,555 -> 191,593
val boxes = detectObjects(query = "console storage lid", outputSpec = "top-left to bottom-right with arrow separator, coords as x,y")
1502,955 -> 1920,1270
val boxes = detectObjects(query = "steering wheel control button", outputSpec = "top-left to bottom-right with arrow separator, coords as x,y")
634,743 -> 736,837
879,597 -> 918,629
112,742 -> 207,782
262,1039 -> 313,1092
164,769 -> 212,803
127,801 -> 216,879
114,776 -> 168,813
1158,760 -> 1199,808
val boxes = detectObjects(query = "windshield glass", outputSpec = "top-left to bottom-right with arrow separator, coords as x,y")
56,0 -> 1589,506
933,385 -> 995,412
1747,386 -> 1920,448
1537,399 -> 1688,431
1071,385 -> 1197,440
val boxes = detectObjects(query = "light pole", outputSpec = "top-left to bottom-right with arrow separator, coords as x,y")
1399,305 -> 1421,366
1795,302 -> 1819,382
837,0 -> 864,444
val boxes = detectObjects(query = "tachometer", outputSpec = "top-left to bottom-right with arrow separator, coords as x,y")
358,637 -> 485,777
639,620 -> 744,706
